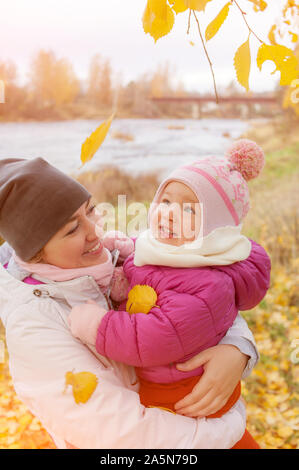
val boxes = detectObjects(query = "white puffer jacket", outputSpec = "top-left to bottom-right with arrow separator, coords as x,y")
0,242 -> 253,449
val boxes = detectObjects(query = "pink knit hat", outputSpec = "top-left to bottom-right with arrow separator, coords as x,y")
151,139 -> 265,237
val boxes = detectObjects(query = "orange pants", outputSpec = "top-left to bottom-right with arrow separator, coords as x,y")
139,375 -> 260,449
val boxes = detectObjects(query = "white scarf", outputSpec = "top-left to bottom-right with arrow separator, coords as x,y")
134,224 -> 251,268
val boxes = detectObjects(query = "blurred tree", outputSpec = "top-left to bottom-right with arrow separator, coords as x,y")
87,55 -> 113,107
150,62 -> 174,97
0,59 -> 27,119
283,44 -> 299,118
29,50 -> 80,108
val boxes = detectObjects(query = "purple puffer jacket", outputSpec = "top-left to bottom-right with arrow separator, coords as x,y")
96,239 -> 271,384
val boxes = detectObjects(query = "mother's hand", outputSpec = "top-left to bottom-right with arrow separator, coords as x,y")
174,344 -> 249,418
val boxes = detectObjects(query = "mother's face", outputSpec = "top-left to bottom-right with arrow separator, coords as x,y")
41,199 -> 107,268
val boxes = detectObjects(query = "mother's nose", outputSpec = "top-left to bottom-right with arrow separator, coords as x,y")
85,218 -> 101,241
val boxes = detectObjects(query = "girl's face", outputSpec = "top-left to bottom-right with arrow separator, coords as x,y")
150,181 -> 202,246
41,198 -> 107,268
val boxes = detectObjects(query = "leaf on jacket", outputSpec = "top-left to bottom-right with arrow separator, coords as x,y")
126,285 -> 159,314
80,113 -> 114,167
64,371 -> 98,404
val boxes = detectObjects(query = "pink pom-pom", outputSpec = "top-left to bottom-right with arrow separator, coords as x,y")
226,139 -> 265,181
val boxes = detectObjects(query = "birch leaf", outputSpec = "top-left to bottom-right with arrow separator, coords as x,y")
126,285 -> 158,314
184,0 -> 212,12
268,24 -> 277,45
143,0 -> 175,42
205,2 -> 231,42
257,44 -> 299,86
169,0 -> 188,14
80,113 -> 114,167
289,31 -> 298,43
234,37 -> 251,91
64,371 -> 98,404
248,0 -> 267,12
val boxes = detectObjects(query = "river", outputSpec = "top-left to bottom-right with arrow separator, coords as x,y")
0,118 -> 250,178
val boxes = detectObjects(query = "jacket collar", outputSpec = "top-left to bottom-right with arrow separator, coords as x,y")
0,259 -> 107,317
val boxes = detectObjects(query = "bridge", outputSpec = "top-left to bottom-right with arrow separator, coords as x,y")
150,95 -> 278,118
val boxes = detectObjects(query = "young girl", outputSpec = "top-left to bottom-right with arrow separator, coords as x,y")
68,139 -> 271,448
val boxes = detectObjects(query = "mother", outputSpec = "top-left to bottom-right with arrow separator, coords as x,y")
0,157 -> 258,449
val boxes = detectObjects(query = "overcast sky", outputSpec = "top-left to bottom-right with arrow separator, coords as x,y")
1,0 -> 290,93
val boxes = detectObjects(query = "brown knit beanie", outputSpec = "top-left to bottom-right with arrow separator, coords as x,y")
0,158 -> 91,261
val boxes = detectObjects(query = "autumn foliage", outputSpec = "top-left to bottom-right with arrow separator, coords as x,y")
142,0 -> 299,100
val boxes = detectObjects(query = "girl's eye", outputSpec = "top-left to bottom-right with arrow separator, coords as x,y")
161,199 -> 170,205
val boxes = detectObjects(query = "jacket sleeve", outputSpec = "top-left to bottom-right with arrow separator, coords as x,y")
96,291 -> 222,368
219,313 -> 259,379
215,239 -> 271,311
5,302 -> 246,449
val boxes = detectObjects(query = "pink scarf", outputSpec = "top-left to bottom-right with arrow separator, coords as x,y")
13,249 -> 114,291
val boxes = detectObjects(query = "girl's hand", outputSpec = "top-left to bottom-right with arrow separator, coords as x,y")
68,300 -> 108,345
103,231 -> 134,259
110,266 -> 130,302
174,344 -> 249,418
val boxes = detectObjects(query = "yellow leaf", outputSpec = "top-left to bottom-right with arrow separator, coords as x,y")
248,0 -> 267,12
148,405 -> 176,414
143,0 -> 175,42
17,413 -> 32,434
277,426 -> 294,439
234,37 -> 251,92
257,44 -> 299,86
169,0 -> 188,14
189,40 -> 195,46
289,31 -> 298,43
185,0 -> 212,11
205,2 -> 231,42
64,371 -> 98,404
268,24 -> 277,45
126,285 -> 158,314
80,113 -> 114,167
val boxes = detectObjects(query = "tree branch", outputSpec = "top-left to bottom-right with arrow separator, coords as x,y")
187,8 -> 191,35
232,0 -> 265,44
192,10 -> 219,104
